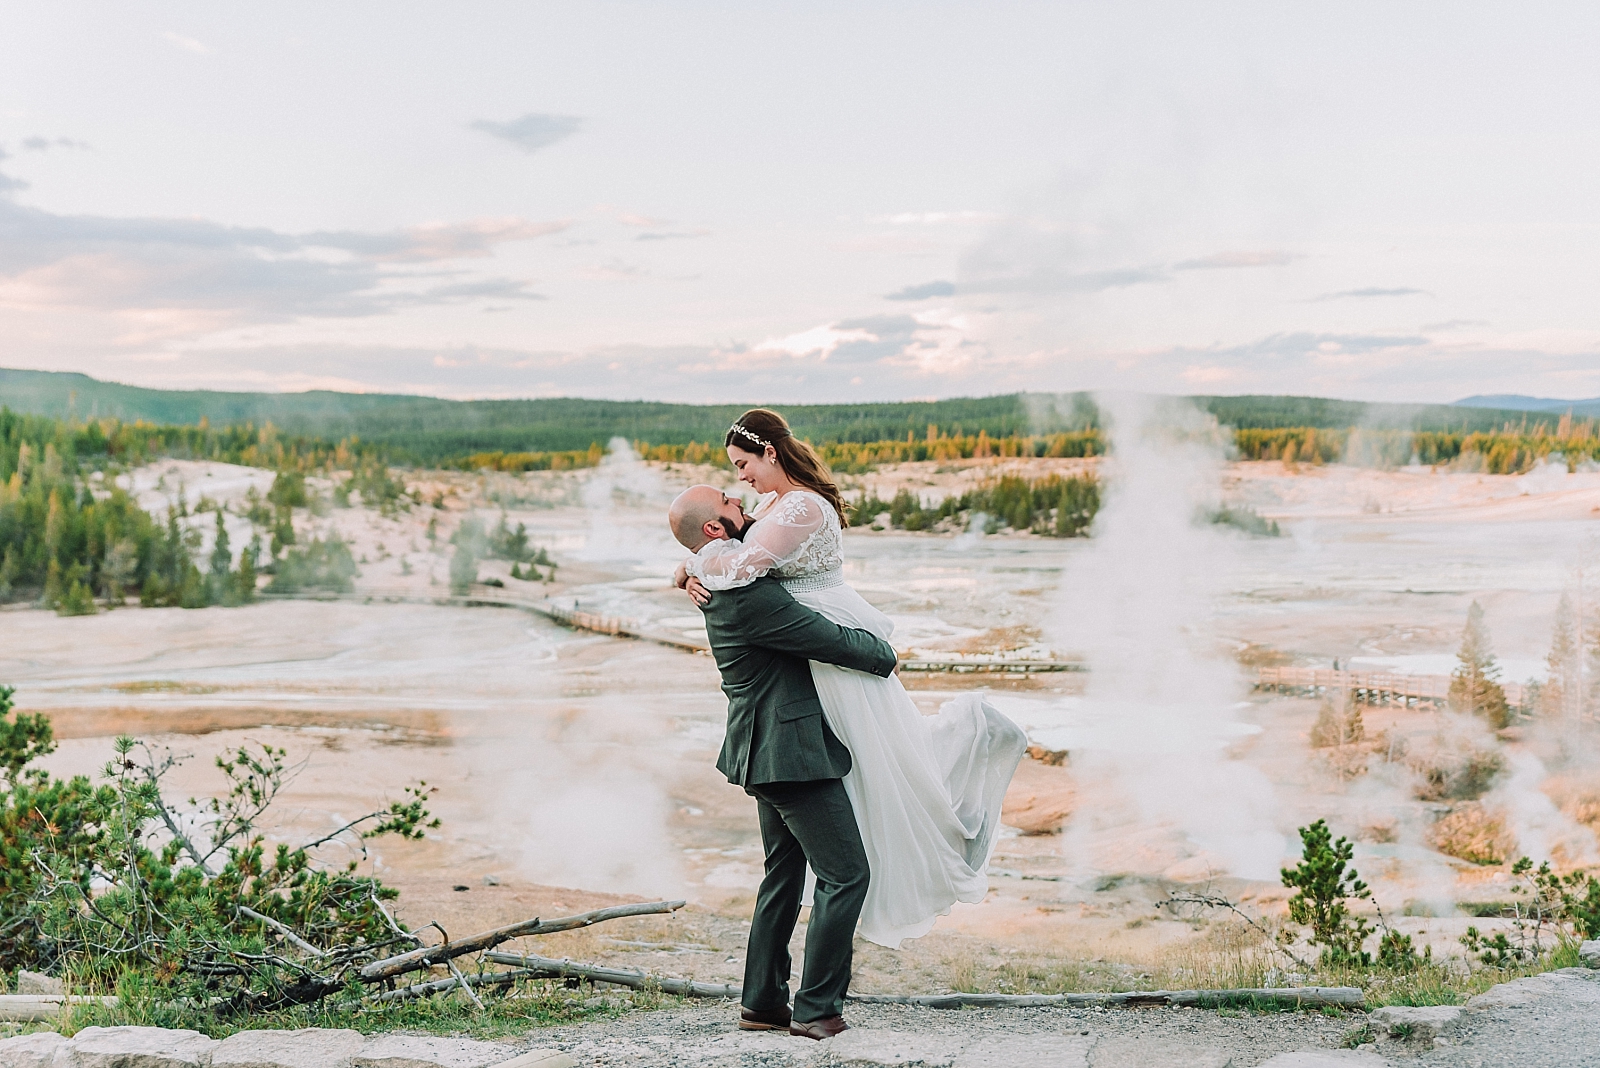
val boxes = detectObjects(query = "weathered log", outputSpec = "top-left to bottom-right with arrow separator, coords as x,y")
0,995 -> 120,1022
482,952 -> 741,999
358,899 -> 686,983
847,986 -> 1365,1009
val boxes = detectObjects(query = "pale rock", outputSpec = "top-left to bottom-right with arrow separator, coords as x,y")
953,1034 -> 1092,1067
1254,1052 -> 1390,1067
211,1028 -> 364,1068
1467,972 -> 1568,1010
15,973 -> 64,996
353,1034 -> 518,1068
1368,1004 -> 1463,1043
809,1029 -> 963,1067
0,1030 -> 70,1068
1579,940 -> 1600,968
484,1051 -> 575,1068
64,1025 -> 218,1068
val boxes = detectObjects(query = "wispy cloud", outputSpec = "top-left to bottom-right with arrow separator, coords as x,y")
1211,331 -> 1429,358
1173,249 -> 1299,270
635,229 -> 710,241
867,211 -> 1001,226
884,267 -> 1166,301
309,217 -> 568,262
161,31 -> 211,55
20,136 -> 90,152
577,259 -> 645,281
885,279 -> 956,301
469,113 -> 582,154
387,278 -> 545,305
1310,286 -> 1431,301
0,157 -> 567,326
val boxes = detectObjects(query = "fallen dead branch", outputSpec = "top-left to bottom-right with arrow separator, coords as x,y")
365,967 -> 552,1004
237,905 -> 326,958
476,953 -> 1363,1011
481,952 -> 742,999
358,900 -> 685,983
848,987 -> 1365,1009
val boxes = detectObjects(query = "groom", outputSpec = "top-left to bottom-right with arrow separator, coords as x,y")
668,485 -> 898,1039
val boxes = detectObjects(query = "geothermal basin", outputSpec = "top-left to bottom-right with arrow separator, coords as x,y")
6,451 -> 1600,991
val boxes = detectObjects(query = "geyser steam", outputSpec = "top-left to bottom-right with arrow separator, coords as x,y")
1051,393 -> 1284,880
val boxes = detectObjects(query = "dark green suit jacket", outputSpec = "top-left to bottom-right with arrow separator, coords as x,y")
699,576 -> 898,788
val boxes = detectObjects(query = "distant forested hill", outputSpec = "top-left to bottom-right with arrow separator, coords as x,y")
0,366 -> 1560,461
1453,393 -> 1600,417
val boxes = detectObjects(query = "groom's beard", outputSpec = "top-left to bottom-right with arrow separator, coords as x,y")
728,513 -> 754,540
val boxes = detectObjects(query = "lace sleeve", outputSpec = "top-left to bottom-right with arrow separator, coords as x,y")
685,492 -> 828,591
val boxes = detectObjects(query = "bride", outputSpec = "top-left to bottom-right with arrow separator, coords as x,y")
673,407 -> 1026,948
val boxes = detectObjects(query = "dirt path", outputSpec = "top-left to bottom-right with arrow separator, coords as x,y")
534,999 -> 1354,1067
519,966 -> 1600,1066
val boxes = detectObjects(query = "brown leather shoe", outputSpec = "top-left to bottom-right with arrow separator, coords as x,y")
738,1005 -> 792,1031
790,1015 -> 848,1040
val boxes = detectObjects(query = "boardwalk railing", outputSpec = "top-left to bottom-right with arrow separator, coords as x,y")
898,656 -> 1084,675
1254,666 -> 1526,710
354,583 -> 710,652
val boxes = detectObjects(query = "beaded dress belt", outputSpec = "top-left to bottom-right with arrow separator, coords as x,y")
779,569 -> 845,592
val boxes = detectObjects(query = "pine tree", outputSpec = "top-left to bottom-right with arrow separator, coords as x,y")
1450,601 -> 1512,728
235,548 -> 257,605
1587,606 -> 1600,718
1311,689 -> 1366,747
42,558 -> 63,610
1542,593 -> 1580,720
209,513 -> 233,603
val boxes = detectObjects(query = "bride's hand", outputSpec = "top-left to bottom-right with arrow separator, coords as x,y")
684,576 -> 711,606
673,560 -> 690,589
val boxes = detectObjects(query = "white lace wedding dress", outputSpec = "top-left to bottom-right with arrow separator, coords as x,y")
686,490 -> 1027,948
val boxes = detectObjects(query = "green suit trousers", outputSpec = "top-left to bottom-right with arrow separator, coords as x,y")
742,777 -> 869,1022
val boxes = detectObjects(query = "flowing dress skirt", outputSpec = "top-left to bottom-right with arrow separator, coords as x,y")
786,573 -> 1027,948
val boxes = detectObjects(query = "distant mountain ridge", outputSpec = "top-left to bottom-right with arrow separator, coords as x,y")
0,366 -> 1569,461
1453,394 -> 1600,417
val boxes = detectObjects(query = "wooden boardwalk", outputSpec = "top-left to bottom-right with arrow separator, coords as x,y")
1254,666 -> 1526,709
350,583 -> 1081,672
354,583 -> 710,653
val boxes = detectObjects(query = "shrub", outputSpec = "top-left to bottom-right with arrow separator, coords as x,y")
1310,692 -> 1365,748
266,534 -> 358,595
1411,743 -> 1505,802
1207,505 -> 1282,537
1430,803 -> 1516,865
1282,819 -> 1376,967
1,692 -> 438,1006
1461,857 -> 1600,966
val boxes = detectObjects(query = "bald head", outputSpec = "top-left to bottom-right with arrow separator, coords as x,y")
669,485 -> 731,551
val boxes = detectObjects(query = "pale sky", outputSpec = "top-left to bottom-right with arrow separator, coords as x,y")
2,3 -> 1598,403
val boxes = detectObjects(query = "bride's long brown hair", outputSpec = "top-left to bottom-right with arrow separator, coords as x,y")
725,408 -> 849,526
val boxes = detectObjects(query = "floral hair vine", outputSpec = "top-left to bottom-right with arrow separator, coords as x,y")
729,423 -> 772,449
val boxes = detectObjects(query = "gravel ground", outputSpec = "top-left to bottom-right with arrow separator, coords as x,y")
533,998 -> 1357,1067
1414,968 -> 1600,1068
525,968 -> 1600,1068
